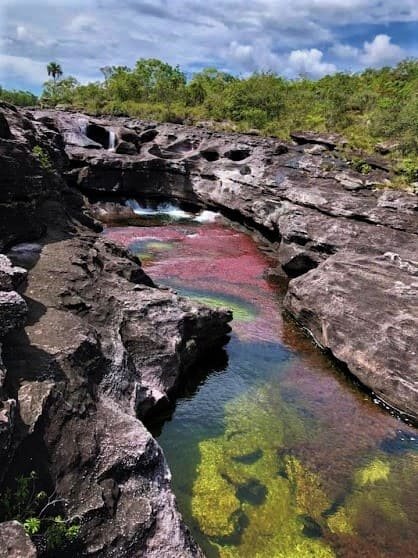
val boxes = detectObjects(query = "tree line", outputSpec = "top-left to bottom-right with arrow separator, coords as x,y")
2,58 -> 418,182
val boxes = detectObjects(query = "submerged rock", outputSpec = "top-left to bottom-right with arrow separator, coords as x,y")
191,386 -> 335,557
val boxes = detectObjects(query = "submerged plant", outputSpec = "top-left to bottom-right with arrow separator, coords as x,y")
191,386 -> 335,557
191,383 -> 418,557
188,294 -> 256,322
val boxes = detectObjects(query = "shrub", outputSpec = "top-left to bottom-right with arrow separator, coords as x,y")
0,471 -> 80,553
32,145 -> 53,172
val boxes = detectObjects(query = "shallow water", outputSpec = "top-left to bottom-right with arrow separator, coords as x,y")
105,203 -> 418,558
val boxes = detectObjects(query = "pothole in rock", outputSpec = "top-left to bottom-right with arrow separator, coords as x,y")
85,123 -> 110,148
166,139 -> 200,153
148,144 -> 183,159
224,148 -> 251,161
200,149 -> 220,162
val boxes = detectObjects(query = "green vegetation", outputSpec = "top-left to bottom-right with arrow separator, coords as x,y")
3,57 -> 418,186
0,471 -> 80,553
46,62 -> 63,83
32,145 -> 53,171
0,85 -> 37,106
191,385 -> 417,557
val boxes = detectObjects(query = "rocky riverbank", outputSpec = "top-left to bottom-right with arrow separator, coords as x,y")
0,103 -> 231,557
33,107 -> 417,421
0,102 -> 416,556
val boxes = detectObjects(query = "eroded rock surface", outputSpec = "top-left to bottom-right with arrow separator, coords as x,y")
0,104 -> 230,556
285,250 -> 418,418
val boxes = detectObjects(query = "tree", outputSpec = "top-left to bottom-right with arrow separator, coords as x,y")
47,62 -> 63,83
41,76 -> 79,106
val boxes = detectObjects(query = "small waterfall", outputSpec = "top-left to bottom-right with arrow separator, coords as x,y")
194,210 -> 218,223
125,199 -> 192,219
108,130 -> 116,151
78,118 -> 88,135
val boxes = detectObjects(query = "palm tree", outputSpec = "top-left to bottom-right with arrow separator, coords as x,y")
47,62 -> 63,83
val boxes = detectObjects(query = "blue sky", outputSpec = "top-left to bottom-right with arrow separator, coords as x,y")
1,0 -> 418,93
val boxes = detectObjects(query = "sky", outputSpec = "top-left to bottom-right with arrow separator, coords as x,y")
1,0 -> 418,93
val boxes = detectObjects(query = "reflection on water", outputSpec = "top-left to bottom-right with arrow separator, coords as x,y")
104,202 -> 418,558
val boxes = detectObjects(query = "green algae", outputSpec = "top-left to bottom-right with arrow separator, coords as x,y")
354,457 -> 390,486
192,386 -> 336,557
284,455 -> 330,522
135,252 -> 154,263
187,294 -> 256,322
325,453 -> 418,541
146,241 -> 174,251
191,383 -> 418,557
326,507 -> 354,535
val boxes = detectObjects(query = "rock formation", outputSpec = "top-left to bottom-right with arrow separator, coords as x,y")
31,107 -> 417,422
0,103 -> 230,556
0,101 -> 416,556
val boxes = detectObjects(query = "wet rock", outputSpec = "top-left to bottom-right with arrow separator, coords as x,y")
7,243 -> 42,270
115,140 -> 137,155
85,122 -> 109,148
284,250 -> 418,419
0,521 -> 37,558
89,201 -> 137,224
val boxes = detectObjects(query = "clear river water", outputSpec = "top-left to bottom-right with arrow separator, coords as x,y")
104,201 -> 418,558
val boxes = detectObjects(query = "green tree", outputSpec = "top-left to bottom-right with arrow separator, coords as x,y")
46,62 -> 63,83
41,76 -> 79,106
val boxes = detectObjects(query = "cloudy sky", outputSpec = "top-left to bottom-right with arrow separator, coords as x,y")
1,0 -> 418,92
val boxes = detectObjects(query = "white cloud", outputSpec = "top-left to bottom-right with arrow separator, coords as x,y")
360,34 -> 405,67
16,25 -> 27,40
330,43 -> 360,59
287,48 -> 336,77
226,40 -> 282,73
0,1 -> 416,90
329,34 -> 405,69
67,14 -> 97,33
0,53 -> 45,85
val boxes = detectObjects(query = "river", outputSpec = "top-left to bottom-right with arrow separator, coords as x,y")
104,200 -> 418,558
